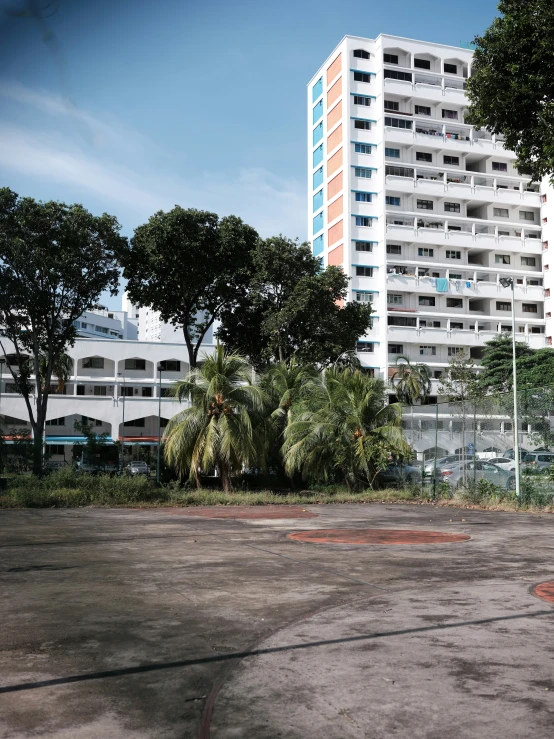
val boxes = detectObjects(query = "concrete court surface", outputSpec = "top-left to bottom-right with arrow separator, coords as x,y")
1,504 -> 554,739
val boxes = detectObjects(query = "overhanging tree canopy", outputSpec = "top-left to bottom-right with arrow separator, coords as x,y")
0,188 -> 124,474
465,0 -> 554,182
117,207 -> 259,368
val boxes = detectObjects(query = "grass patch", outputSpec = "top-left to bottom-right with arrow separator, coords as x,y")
0,470 -> 553,513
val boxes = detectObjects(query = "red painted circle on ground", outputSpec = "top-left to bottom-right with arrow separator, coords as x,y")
533,581 -> 554,604
287,528 -> 470,545
162,505 -> 318,519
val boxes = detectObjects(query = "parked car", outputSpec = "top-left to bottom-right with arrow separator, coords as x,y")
424,454 -> 474,478
504,448 -> 530,461
522,452 -> 554,471
125,461 -> 150,476
376,462 -> 421,487
440,460 -> 515,490
486,457 -> 516,472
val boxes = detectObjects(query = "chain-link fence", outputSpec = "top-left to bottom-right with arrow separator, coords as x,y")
402,387 -> 554,499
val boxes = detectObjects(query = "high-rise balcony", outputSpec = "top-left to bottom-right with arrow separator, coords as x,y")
386,214 -> 542,251
386,323 -> 546,350
386,272 -> 544,301
385,168 -> 540,207
384,119 -> 508,155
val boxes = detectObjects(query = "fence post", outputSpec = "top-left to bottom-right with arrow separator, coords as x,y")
433,404 -> 439,498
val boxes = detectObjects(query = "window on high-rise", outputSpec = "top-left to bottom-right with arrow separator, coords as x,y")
386,244 -> 402,255
523,303 -> 538,313
495,254 -> 510,264
444,202 -> 460,213
444,63 -> 457,74
386,196 -> 400,206
493,207 -> 509,218
355,292 -> 374,303
388,294 -> 403,304
385,147 -> 400,158
384,69 -> 412,82
519,210 -> 535,221
384,116 -> 412,129
416,152 -> 432,162
415,105 -> 431,116
448,347 -> 464,356
444,155 -> 459,165
492,161 -> 508,172
419,296 -> 436,306
354,119 -> 371,130
384,100 -> 399,111
383,53 -> 399,64
355,167 -> 372,178
354,72 -> 371,83
353,49 -> 370,59
356,242 -> 373,252
357,342 -> 374,352
417,200 -> 433,210
521,256 -> 536,266
355,143 -> 372,154
389,344 -> 404,354
496,301 -> 511,311
355,192 -> 372,202
356,266 -> 374,277
414,58 -> 431,69
418,248 -> 434,257
355,216 -> 372,227
442,109 -> 458,119
354,96 -> 371,106
446,250 -> 461,259
447,298 -> 463,308
419,345 -> 436,355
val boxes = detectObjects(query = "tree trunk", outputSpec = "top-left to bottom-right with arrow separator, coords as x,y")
218,462 -> 233,492
32,427 -> 43,476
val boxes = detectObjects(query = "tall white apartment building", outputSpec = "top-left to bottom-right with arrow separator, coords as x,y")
308,35 -> 547,394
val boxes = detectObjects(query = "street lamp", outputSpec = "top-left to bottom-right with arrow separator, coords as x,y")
117,372 -> 126,473
156,364 -> 163,485
499,277 -> 521,498
0,357 -> 5,408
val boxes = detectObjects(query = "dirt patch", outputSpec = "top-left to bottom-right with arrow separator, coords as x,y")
287,528 -> 471,545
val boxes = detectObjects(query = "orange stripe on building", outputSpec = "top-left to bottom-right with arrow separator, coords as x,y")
327,101 -> 341,129
327,172 -> 342,200
328,194 -> 343,223
327,243 -> 344,266
326,53 -> 342,86
327,147 -> 343,176
327,76 -> 342,107
327,122 -> 342,154
328,219 -> 343,246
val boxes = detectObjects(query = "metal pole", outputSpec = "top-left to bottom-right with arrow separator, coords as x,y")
511,281 -> 521,498
118,373 -> 125,473
0,358 -> 4,408
156,366 -> 162,484
432,403 -> 438,498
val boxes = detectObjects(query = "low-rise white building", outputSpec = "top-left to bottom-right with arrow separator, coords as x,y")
0,337 -> 214,466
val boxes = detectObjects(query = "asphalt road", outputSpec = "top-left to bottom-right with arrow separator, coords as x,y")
1,504 -> 553,738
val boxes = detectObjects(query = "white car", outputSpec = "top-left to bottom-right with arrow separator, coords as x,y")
486,457 -> 516,472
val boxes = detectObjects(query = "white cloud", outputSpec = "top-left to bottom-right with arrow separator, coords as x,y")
0,84 -> 307,239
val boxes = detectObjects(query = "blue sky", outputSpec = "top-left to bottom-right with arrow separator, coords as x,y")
0,0 -> 500,308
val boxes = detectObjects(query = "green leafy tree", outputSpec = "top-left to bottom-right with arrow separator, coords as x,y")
283,367 -> 407,490
118,207 -> 258,369
389,355 -> 432,405
163,345 -> 264,491
217,236 -> 373,368
479,335 -> 534,394
0,188 -> 123,475
72,420 -> 113,470
465,0 -> 554,182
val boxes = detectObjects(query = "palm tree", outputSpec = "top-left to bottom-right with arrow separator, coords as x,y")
163,344 -> 264,491
283,367 -> 408,490
389,355 -> 431,405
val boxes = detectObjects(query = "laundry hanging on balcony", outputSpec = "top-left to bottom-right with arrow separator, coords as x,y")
435,278 -> 449,292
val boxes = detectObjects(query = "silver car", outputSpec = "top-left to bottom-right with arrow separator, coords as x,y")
522,452 -> 554,471
440,460 -> 515,491
125,461 -> 150,476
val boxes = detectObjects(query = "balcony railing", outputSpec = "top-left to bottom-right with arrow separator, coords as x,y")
386,212 -> 541,240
